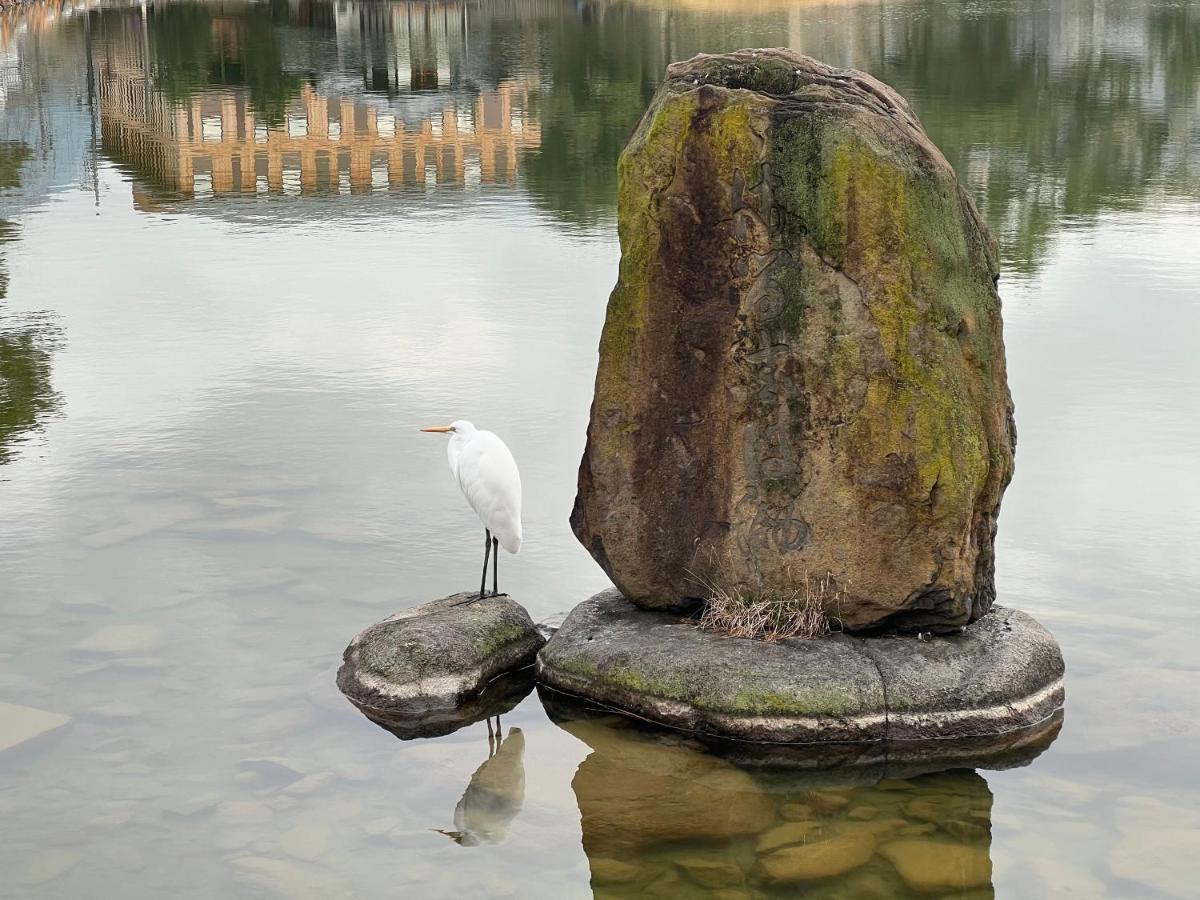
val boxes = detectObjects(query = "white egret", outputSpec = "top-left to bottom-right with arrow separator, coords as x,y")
421,420 -> 522,601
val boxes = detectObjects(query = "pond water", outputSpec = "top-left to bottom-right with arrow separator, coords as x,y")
1,0 -> 1198,896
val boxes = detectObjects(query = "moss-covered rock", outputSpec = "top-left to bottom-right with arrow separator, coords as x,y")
571,49 -> 1015,631
337,593 -> 544,718
536,590 -> 1064,748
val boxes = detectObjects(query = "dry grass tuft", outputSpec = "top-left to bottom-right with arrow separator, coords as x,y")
694,571 -> 845,642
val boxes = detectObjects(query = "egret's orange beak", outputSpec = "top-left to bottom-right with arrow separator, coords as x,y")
421,425 -> 453,433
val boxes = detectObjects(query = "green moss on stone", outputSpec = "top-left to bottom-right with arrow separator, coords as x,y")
475,621 -> 531,660
773,265 -> 809,337
769,114 -> 996,513
593,91 -> 698,451
722,686 -> 860,717
605,665 -> 690,699
706,101 -> 762,187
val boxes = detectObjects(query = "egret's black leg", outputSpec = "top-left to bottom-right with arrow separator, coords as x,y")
491,536 -> 499,596
478,529 -> 492,600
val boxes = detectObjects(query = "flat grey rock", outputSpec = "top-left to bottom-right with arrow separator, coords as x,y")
337,593 -> 544,716
537,590 -> 1063,747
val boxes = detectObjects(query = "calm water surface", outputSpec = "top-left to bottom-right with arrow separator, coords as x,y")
1,0 -> 1198,896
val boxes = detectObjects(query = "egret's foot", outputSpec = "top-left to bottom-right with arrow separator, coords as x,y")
452,591 -> 508,606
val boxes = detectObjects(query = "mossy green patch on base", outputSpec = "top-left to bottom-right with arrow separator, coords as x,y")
604,665 -> 691,700
719,685 -> 861,718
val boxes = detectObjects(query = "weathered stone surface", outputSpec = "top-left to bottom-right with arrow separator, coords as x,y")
674,855 -> 748,889
878,838 -> 992,893
539,590 -> 884,743
0,702 -> 70,756
757,820 -> 821,854
537,590 -> 1063,747
337,593 -> 544,715
589,857 -> 641,885
535,611 -> 569,641
571,48 -> 1015,631
757,832 -> 877,884
861,606 -> 1065,741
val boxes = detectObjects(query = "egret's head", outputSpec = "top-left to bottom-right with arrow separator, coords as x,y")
420,419 -> 475,435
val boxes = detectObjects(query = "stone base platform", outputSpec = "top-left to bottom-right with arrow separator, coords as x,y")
536,590 -> 1064,747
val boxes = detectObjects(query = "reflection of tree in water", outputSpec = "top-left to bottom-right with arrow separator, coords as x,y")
519,0 -> 1200,273
0,142 -> 63,466
0,141 -> 32,192
149,0 -> 302,126
874,2 -> 1200,275
0,311 -> 63,466
555,712 -> 1000,897
0,229 -> 63,466
88,0 -> 1200,270
520,4 -> 661,225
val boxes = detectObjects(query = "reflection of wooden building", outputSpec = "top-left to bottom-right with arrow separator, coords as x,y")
93,5 -> 540,198
100,80 -> 540,196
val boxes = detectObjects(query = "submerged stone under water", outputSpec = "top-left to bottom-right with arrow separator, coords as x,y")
549,702 -> 1008,898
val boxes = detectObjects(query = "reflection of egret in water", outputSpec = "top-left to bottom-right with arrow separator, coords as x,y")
543,699 -> 1047,898
435,719 -> 526,847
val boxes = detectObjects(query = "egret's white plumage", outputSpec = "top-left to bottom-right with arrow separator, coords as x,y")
422,419 -> 523,599
444,420 -> 523,554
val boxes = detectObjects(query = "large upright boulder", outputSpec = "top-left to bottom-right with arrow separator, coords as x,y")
571,49 -> 1015,631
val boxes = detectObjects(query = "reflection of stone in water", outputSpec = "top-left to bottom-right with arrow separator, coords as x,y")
347,667 -> 535,742
557,712 -> 997,898
437,725 -> 526,847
